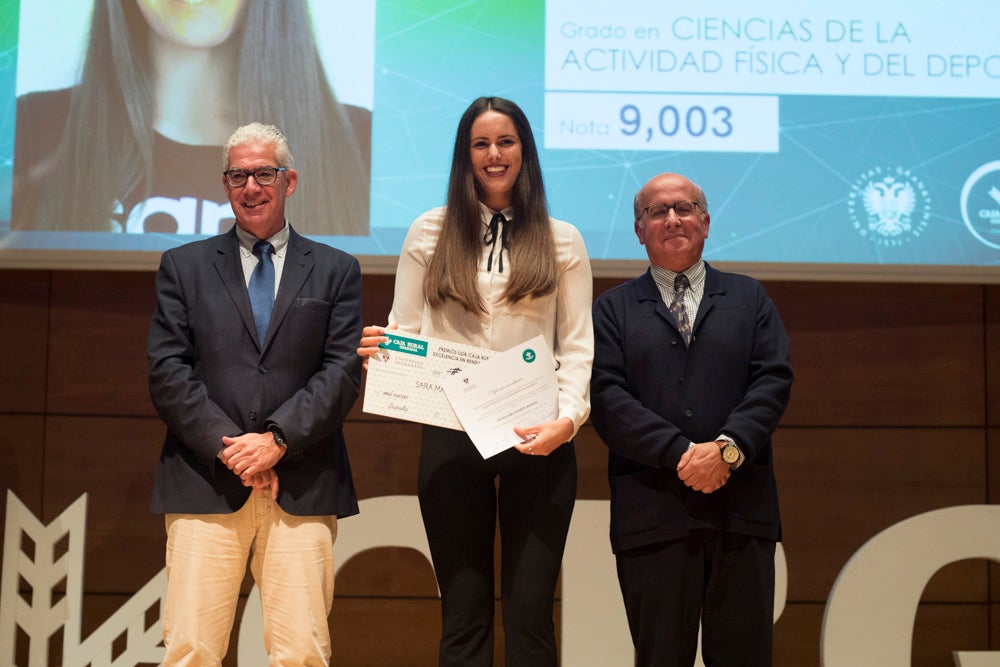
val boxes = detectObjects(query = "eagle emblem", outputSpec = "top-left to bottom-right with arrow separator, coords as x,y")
862,177 -> 916,237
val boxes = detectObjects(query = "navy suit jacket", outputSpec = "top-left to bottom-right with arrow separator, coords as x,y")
590,264 -> 793,553
148,225 -> 363,517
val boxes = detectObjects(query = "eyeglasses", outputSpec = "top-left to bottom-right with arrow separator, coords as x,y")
640,201 -> 701,221
223,166 -> 287,188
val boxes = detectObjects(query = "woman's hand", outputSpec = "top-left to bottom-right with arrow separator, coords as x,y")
512,417 -> 574,457
357,323 -> 398,369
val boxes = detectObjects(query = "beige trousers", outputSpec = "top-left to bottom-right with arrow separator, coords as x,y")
162,489 -> 338,666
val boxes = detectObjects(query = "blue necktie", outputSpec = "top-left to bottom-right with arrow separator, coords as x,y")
249,241 -> 275,341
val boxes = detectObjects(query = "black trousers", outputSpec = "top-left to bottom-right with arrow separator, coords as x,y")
418,425 -> 577,667
615,531 -> 776,667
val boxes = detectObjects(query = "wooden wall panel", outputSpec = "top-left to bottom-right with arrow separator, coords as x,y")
1,269 -> 998,663
911,604 -> 991,666
989,286 -> 999,606
0,415 -> 45,513
594,278 -> 987,428
990,426 -> 1000,505
573,424 -> 613,500
593,277 -> 628,296
772,602 -> 993,667
335,547 -> 438,598
343,418 -> 422,499
994,603 -> 1000,655
0,269 -> 49,414
42,415 -> 165,594
331,599 -> 562,667
991,426 -> 1000,601
766,282 -> 985,427
331,598 -> 441,667
47,271 -> 157,417
988,285 -> 1000,427
773,602 -> 823,667
0,415 -> 45,561
774,426 -> 987,602
359,273 -> 396,329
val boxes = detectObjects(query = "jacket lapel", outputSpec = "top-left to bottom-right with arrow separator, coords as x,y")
637,265 -> 728,344
691,263 -> 725,338
212,229 -> 262,350
637,269 -> 678,333
261,227 -> 314,351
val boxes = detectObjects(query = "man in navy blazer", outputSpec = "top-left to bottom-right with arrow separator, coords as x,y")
147,123 -> 363,665
591,172 -> 793,667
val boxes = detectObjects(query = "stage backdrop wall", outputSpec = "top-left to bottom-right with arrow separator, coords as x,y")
0,268 -> 998,666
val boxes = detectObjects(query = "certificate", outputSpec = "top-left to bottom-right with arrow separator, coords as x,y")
441,335 -> 558,459
362,331 -> 496,429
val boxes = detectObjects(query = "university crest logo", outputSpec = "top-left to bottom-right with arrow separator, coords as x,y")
848,166 -> 930,247
960,160 -> 1000,250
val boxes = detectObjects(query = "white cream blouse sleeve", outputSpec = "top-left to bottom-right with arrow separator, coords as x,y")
551,219 -> 594,436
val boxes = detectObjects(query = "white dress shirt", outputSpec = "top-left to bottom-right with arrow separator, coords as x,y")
649,260 -> 706,329
236,221 -> 290,295
389,203 -> 594,435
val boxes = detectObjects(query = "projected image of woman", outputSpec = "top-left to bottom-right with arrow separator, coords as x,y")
12,0 -> 370,236
358,96 -> 594,667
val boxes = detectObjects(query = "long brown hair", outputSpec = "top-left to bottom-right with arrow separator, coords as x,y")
424,97 -> 558,314
16,0 -> 368,235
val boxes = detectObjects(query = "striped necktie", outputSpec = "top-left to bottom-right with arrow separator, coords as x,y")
670,273 -> 692,345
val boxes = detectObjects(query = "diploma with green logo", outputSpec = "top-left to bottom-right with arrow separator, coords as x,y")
363,331 -> 496,429
441,335 -> 559,459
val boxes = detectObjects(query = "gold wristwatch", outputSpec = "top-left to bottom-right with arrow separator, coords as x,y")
717,439 -> 740,467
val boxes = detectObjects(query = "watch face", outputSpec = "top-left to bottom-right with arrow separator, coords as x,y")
722,444 -> 739,464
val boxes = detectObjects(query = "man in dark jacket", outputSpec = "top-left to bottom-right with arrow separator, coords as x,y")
590,172 -> 793,667
148,122 -> 363,665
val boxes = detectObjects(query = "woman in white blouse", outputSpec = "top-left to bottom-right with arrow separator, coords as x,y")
358,96 -> 593,667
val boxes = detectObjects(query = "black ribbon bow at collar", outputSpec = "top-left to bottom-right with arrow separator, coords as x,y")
483,212 -> 509,273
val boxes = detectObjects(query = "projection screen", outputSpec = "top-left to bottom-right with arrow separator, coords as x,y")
0,0 -> 998,282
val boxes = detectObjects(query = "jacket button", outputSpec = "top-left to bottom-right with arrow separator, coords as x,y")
249,410 -> 258,421
258,364 -> 267,374
684,409 -> 693,418
671,338 -> 678,346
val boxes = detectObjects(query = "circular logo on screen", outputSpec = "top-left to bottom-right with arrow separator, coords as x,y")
848,167 -> 930,247
522,349 -> 537,363
960,161 -> 1000,250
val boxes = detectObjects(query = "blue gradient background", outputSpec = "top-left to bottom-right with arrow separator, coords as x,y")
1,0 -> 998,272
370,1 -> 1000,268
